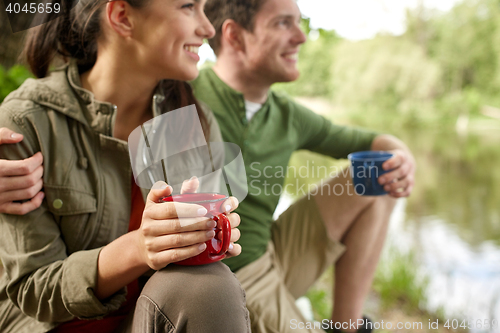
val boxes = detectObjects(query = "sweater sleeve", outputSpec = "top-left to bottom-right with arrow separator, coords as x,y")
0,104 -> 126,322
292,100 -> 378,159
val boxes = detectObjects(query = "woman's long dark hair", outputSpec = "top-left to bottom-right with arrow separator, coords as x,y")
22,0 -> 210,139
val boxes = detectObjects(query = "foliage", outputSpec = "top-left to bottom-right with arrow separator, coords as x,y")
276,0 -> 500,131
373,248 -> 429,313
306,288 -> 332,321
0,64 -> 32,103
406,0 -> 500,93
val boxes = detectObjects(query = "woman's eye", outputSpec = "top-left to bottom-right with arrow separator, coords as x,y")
182,3 -> 194,9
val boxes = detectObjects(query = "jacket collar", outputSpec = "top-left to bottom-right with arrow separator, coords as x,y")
5,60 -> 165,136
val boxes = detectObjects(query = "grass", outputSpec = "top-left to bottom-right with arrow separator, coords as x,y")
304,248 -> 456,330
372,247 -> 429,314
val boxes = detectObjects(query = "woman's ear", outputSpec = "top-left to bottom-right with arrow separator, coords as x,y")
220,19 -> 246,52
106,0 -> 134,37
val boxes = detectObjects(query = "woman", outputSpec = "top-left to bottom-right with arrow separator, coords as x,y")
0,0 -> 249,332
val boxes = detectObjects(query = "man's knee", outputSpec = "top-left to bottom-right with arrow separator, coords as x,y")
374,194 -> 398,214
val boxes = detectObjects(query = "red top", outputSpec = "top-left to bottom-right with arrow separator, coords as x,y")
53,179 -> 145,333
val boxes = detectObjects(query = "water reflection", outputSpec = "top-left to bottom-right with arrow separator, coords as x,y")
396,128 -> 500,331
403,128 -> 500,249
389,201 -> 500,333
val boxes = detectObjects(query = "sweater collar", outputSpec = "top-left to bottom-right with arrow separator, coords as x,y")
202,67 -> 272,108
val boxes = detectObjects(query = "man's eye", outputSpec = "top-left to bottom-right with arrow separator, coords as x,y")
182,3 -> 194,9
278,20 -> 290,27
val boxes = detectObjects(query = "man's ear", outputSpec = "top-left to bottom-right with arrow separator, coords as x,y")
105,0 -> 134,37
220,19 -> 246,52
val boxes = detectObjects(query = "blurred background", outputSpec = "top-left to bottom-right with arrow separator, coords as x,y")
1,0 -> 499,332
204,0 -> 500,331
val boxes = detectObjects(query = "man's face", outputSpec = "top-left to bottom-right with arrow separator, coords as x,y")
241,0 -> 307,84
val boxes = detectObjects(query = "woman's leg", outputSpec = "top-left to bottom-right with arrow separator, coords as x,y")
128,262 -> 250,333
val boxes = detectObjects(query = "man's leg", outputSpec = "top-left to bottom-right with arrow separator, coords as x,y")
235,192 -> 347,333
313,168 -> 397,330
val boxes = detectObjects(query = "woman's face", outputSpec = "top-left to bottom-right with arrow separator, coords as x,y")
132,0 -> 215,81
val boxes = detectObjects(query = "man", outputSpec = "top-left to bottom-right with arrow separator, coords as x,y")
192,0 -> 414,332
0,0 -> 415,332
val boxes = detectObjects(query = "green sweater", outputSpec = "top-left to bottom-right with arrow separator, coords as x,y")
191,68 -> 377,272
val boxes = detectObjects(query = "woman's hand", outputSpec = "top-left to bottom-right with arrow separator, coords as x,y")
220,196 -> 242,258
181,176 -> 242,258
136,181 -> 241,270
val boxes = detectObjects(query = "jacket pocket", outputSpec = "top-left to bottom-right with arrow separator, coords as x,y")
44,185 -> 98,254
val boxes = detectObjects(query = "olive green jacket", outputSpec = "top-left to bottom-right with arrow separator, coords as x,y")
0,63 -> 221,332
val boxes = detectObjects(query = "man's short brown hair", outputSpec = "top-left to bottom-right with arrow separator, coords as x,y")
205,0 -> 267,55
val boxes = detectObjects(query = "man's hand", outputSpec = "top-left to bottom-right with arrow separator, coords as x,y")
378,149 -> 416,197
371,134 -> 416,198
0,128 -> 44,215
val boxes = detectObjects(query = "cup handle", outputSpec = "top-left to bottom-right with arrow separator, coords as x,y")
210,213 -> 231,256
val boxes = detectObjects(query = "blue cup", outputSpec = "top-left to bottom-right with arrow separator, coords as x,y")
348,151 -> 394,196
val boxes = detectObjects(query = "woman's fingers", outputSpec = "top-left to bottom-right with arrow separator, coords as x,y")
226,212 -> 240,228
146,201 -> 208,220
180,176 -> 199,194
146,181 -> 173,205
142,217 -> 215,236
225,243 -> 242,258
216,225 -> 241,242
221,196 -> 239,213
229,228 -> 241,243
144,229 -> 215,252
147,243 -> 208,270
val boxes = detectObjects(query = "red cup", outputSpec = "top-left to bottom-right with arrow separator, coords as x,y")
161,193 -> 231,265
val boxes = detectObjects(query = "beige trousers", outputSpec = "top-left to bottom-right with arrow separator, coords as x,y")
236,196 -> 346,333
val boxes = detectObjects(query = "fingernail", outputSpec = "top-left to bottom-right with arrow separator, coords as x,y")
206,230 -> 215,238
190,176 -> 196,180
229,243 -> 234,250
198,207 -> 208,216
40,192 -> 45,199
225,204 -> 231,212
152,181 -> 168,190
199,243 -> 207,251
10,133 -> 21,139
207,219 -> 216,228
